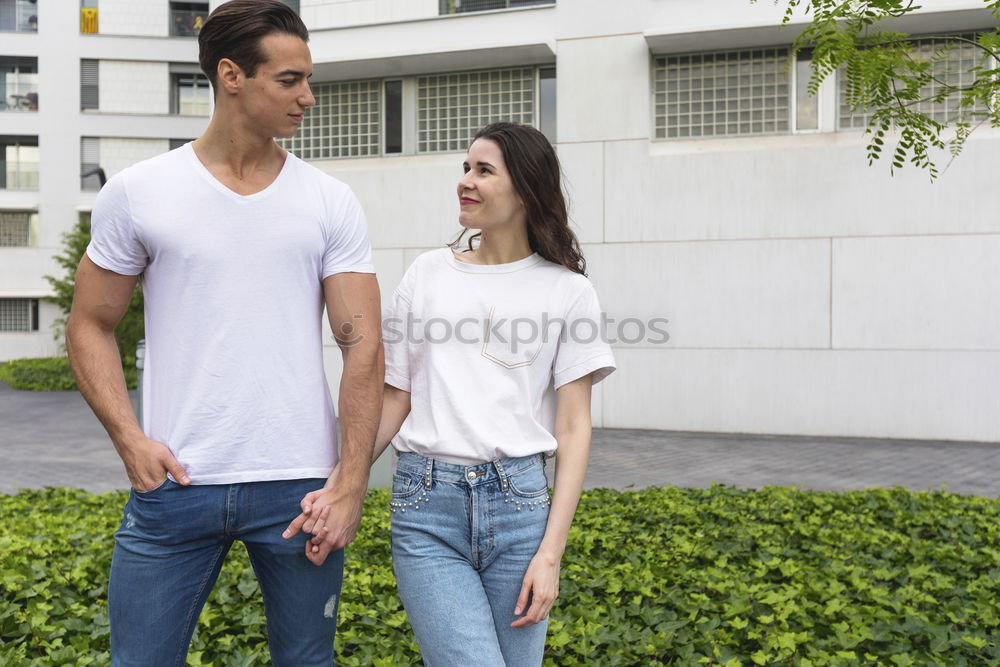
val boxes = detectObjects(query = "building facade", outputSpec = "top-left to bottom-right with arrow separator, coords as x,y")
1,0 -> 997,442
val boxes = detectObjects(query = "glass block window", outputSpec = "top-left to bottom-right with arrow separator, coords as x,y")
0,211 -> 29,246
281,80 -> 380,159
417,68 -> 536,153
440,0 -> 554,14
654,47 -> 791,139
0,298 -> 38,332
839,33 -> 989,129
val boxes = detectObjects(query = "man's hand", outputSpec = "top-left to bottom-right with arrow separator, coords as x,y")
510,551 -> 561,628
283,463 -> 365,566
120,436 -> 191,491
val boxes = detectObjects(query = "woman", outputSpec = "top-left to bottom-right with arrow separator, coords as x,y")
303,122 -> 615,665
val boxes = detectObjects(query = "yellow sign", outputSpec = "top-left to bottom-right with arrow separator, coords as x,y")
81,8 -> 98,34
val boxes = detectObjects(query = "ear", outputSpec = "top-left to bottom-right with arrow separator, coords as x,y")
216,58 -> 243,96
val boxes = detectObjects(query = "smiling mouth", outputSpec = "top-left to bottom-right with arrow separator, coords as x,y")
460,197 -> 479,205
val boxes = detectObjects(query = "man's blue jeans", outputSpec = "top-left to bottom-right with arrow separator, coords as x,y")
390,452 -> 551,666
108,477 -> 343,667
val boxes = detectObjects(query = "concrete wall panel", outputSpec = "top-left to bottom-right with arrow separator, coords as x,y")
604,348 -> 1000,442
585,239 -> 830,349
833,234 -> 1000,350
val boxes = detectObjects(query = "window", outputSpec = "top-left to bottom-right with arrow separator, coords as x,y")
282,80 -> 382,159
439,0 -> 554,15
0,211 -> 29,246
81,59 -> 99,111
0,136 -> 38,190
839,33 -> 991,130
281,67 -> 554,159
81,137 -> 101,191
418,67 -> 536,152
1,0 -> 39,32
0,298 -> 38,332
0,56 -> 37,111
654,47 -> 791,139
170,2 -> 208,37
171,68 -> 210,116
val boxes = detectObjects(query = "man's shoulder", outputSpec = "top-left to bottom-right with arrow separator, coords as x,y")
112,144 -> 191,190
284,152 -> 352,197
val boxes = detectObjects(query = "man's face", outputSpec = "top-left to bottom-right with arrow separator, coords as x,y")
242,32 -> 315,139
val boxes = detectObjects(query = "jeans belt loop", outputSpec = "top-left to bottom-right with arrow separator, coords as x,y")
423,456 -> 433,490
492,457 -> 510,492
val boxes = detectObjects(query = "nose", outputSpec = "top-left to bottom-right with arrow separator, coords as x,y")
301,81 -> 316,108
458,170 -> 475,193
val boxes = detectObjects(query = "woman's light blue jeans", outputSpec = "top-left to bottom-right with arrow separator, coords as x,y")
390,452 -> 552,666
108,477 -> 344,666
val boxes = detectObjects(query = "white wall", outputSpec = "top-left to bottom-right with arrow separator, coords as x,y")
302,0 -> 437,28
99,61 -> 170,115
302,0 -> 1000,442
98,0 -> 169,37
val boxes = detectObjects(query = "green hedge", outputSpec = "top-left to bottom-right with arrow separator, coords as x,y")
0,357 -> 137,391
2,485 -> 1000,665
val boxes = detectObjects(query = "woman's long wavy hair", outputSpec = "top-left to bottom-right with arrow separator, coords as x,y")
450,122 -> 586,275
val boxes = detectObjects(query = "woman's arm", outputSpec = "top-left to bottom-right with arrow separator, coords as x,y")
372,384 -> 411,464
510,374 -> 593,628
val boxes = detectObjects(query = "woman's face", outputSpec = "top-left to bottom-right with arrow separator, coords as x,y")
457,138 -> 525,232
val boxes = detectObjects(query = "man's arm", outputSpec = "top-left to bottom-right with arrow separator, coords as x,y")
66,254 -> 190,491
299,271 -> 383,566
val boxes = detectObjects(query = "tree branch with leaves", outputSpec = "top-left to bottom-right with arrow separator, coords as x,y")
757,0 -> 1000,179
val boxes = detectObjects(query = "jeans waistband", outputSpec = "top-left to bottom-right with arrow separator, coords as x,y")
395,452 -> 544,489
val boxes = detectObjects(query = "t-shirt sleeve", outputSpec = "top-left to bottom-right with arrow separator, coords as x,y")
86,173 -> 148,276
553,282 -> 617,389
322,188 -> 375,278
382,263 -> 416,392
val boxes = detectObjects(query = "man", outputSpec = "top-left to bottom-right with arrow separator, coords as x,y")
65,1 -> 383,664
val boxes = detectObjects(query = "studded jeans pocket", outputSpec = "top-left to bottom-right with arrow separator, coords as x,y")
390,471 -> 430,514
504,465 -> 551,513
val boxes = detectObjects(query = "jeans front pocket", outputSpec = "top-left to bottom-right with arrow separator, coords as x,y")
390,470 -> 429,514
504,464 -> 551,513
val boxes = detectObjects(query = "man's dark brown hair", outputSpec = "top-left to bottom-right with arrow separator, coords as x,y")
198,0 -> 309,93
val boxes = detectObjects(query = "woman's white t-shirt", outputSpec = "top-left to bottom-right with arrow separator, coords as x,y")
383,247 -> 616,464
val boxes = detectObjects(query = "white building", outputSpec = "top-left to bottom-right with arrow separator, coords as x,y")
1,0 -> 997,442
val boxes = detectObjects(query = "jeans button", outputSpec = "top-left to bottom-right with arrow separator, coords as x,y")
467,471 -> 476,481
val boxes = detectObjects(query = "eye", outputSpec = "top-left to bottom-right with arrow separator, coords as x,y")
479,167 -> 491,175
280,80 -> 296,86
462,165 -> 470,174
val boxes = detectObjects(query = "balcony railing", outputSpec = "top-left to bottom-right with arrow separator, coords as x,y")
1,75 -> 38,111
439,0 -> 554,15
170,8 -> 208,36
2,162 -> 39,191
0,0 -> 38,33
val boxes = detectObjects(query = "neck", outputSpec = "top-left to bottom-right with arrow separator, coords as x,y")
471,225 -> 532,265
193,102 -> 284,176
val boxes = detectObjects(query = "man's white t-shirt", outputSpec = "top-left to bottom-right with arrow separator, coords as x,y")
384,248 -> 616,464
87,143 -> 375,484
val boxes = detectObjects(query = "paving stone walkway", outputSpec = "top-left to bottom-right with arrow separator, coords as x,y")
2,380 -> 998,496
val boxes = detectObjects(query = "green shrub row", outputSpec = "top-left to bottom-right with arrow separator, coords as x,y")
2,485 -> 1000,665
0,357 -> 137,391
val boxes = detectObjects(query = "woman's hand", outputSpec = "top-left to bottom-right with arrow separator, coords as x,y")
511,550 -> 561,628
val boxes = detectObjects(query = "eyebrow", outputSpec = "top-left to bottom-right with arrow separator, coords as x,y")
463,161 -> 496,169
274,70 -> 312,78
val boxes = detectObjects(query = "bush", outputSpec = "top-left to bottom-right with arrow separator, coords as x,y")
2,485 -> 1000,665
0,357 -> 136,391
44,211 -> 144,370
